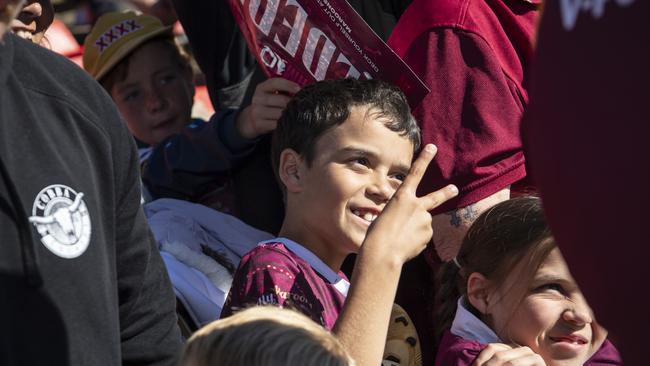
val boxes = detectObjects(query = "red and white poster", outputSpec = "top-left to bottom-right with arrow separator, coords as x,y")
228,0 -> 429,108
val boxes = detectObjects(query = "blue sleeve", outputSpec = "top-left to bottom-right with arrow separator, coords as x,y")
141,110 -> 256,200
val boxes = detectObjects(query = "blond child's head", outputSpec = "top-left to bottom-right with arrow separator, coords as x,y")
180,306 -> 354,366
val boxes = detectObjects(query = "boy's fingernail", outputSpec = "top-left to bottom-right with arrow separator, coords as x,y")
448,185 -> 459,194
425,144 -> 436,153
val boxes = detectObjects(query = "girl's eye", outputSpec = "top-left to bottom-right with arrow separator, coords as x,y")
535,283 -> 566,295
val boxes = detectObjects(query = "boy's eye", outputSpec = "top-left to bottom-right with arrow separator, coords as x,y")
123,91 -> 140,102
392,173 -> 406,182
352,157 -> 370,167
159,74 -> 177,86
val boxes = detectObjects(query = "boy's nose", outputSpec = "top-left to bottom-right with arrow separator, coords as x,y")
145,90 -> 167,112
367,176 -> 393,203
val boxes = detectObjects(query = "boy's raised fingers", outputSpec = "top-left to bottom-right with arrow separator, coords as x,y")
401,144 -> 437,192
419,184 -> 458,212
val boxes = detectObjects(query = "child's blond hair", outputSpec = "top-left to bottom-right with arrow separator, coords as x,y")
180,306 -> 355,366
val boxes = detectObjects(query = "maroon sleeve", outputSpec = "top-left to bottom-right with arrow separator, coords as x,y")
403,29 -> 526,212
221,247 -> 324,323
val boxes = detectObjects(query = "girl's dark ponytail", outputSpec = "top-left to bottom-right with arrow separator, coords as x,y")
434,259 -> 463,342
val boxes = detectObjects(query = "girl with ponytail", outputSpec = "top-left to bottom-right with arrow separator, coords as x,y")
434,196 -> 621,366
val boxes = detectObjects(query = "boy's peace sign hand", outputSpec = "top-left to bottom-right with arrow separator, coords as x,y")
363,144 -> 458,264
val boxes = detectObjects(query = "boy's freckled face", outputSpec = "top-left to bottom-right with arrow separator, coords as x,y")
296,105 -> 414,258
110,41 -> 194,145
488,248 -> 596,366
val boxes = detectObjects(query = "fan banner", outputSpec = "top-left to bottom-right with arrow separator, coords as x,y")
227,0 -> 429,108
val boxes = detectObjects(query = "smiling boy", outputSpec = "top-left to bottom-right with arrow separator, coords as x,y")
221,78 -> 458,365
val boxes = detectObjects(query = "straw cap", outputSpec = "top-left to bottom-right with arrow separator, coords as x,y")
83,11 -> 172,80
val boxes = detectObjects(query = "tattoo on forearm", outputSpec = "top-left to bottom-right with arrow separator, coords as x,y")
446,204 -> 479,228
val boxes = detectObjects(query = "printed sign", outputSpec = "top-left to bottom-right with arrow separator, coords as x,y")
228,0 -> 430,108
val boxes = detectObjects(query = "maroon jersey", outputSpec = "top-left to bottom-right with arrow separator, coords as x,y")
221,238 -> 349,330
388,0 -> 540,212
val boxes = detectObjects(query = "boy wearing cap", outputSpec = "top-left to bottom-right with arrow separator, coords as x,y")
83,11 -> 298,209
221,78 -> 459,365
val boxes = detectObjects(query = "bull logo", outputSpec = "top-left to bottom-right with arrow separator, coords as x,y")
29,184 -> 91,258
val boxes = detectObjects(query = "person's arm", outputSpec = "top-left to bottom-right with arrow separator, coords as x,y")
111,108 -> 182,365
396,28 -> 528,215
142,78 -> 298,200
142,108 -> 249,200
333,145 -> 458,366
396,28 -> 529,261
431,187 -> 510,261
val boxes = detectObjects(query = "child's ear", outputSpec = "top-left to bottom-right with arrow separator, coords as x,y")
467,272 -> 492,315
279,149 -> 303,193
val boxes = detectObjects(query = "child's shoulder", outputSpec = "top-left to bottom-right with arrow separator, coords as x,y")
240,241 -> 303,270
435,330 -> 485,366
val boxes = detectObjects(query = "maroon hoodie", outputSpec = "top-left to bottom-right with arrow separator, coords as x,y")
388,0 -> 540,212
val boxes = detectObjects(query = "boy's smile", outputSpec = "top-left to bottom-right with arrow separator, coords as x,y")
281,105 -> 414,270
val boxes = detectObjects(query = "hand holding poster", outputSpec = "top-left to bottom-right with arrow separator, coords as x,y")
227,0 -> 429,108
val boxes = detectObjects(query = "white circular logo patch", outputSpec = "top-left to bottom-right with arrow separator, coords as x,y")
29,184 -> 91,258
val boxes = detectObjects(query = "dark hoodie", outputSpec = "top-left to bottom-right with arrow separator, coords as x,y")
0,34 -> 181,365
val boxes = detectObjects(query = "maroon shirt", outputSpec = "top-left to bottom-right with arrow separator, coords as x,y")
220,239 -> 348,330
523,1 -> 649,363
436,330 -> 622,366
388,0 -> 540,212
